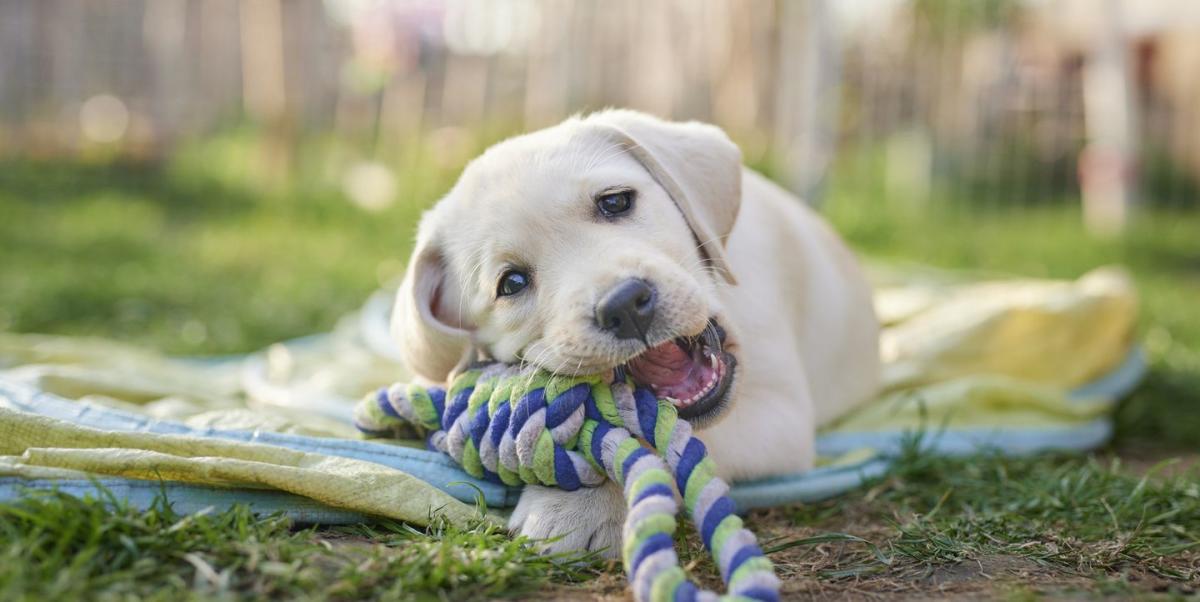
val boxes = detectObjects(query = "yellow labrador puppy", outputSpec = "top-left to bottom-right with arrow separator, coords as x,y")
393,109 -> 880,556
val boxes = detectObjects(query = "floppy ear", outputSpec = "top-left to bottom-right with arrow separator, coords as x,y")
585,110 -> 743,284
391,219 -> 472,383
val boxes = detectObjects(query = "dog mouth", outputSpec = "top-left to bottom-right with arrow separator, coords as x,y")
621,319 -> 736,421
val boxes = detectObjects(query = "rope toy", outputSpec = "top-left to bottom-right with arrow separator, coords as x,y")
354,362 -> 781,602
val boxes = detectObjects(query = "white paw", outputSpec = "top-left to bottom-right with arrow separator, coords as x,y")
508,483 -> 626,559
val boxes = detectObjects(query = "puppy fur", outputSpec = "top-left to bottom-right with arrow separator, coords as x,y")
392,110 -> 881,557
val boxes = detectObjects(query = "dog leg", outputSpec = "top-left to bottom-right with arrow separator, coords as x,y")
508,481 -> 626,558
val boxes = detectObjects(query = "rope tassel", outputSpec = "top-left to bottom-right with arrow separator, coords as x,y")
355,363 -> 781,602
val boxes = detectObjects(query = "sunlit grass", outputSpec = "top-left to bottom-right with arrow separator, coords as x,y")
0,129 -> 487,355
0,490 -> 599,601
776,447 -> 1200,593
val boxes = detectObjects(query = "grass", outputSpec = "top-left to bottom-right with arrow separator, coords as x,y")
884,452 -> 1199,579
768,450 -> 1200,598
0,489 -> 600,601
1,136 -> 1199,598
0,129 -> 484,355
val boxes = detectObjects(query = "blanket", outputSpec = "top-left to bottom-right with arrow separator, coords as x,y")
0,266 -> 1142,525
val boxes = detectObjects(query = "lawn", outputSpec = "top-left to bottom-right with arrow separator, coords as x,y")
1,137 -> 1198,600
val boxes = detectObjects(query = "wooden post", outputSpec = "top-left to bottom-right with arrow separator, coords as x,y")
1079,0 -> 1139,235
774,0 -> 841,205
239,0 -> 287,124
239,0 -> 290,185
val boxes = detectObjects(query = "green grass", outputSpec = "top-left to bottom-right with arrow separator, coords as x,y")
885,453 -> 1199,579
0,490 -> 599,601
2,138 -> 1199,598
773,448 -> 1200,597
0,130 -> 487,355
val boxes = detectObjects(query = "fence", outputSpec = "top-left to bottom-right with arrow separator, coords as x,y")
2,0 -> 1198,225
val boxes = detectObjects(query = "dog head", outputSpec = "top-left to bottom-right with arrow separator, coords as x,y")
393,110 -> 743,424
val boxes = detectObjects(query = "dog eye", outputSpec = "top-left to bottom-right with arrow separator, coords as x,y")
596,189 -> 635,217
497,270 -> 530,297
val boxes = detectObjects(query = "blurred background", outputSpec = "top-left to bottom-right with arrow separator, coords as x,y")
7,0 -> 1200,212
1,0 -> 1197,445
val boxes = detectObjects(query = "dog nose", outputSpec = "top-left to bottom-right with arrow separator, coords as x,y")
595,278 -> 657,341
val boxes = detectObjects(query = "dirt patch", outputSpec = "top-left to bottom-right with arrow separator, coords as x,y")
529,572 -> 627,601
536,496 -> 1199,601
776,554 -> 1082,601
542,554 -> 1196,601
925,554 -> 1047,585
1114,450 -> 1200,479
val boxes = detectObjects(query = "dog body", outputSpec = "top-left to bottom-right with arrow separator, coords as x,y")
392,110 -> 879,555
694,169 -> 880,480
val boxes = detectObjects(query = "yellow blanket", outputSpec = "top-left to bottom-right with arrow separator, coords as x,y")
0,265 -> 1139,523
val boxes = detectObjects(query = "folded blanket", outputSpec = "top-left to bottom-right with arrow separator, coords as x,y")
0,266 -> 1142,524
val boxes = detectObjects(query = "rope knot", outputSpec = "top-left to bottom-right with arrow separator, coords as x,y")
355,364 -> 780,602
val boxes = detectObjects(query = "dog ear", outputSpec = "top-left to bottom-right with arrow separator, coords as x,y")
391,217 -> 472,383
586,110 -> 742,284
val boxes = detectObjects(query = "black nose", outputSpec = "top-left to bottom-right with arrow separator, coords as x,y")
595,278 -> 657,341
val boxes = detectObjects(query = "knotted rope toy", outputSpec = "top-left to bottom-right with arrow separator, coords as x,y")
354,362 -> 781,602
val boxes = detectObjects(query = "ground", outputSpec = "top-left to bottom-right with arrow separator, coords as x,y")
1,139 -> 1198,600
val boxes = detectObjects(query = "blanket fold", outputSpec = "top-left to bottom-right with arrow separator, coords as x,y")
0,407 -> 482,526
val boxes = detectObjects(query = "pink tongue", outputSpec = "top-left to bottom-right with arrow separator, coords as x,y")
627,341 -> 693,387
626,341 -> 716,402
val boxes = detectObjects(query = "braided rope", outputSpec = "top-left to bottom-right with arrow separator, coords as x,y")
354,363 -> 780,602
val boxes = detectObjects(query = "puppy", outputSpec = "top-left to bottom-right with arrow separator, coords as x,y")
392,110 -> 880,556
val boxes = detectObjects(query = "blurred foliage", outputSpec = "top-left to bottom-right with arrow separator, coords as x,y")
0,127 -> 505,355
836,134 -> 1197,212
944,138 -> 1081,208
911,0 -> 1021,38
1142,147 -> 1200,209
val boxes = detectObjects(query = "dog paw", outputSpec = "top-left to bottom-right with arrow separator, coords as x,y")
508,483 -> 625,559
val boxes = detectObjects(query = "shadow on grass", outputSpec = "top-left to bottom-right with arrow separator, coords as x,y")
1115,363 -> 1200,450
